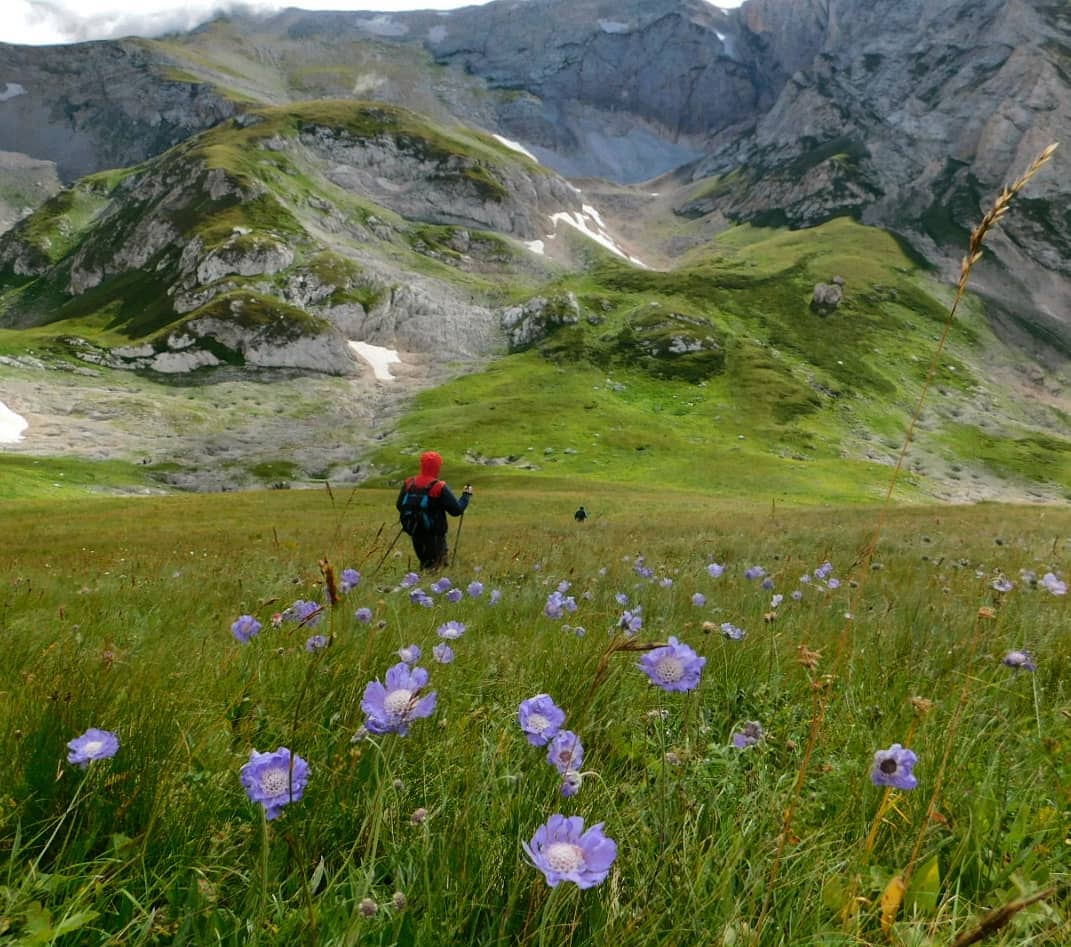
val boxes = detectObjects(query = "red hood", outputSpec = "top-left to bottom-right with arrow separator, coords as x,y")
417,450 -> 443,483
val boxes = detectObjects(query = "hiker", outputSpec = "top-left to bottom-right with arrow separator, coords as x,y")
396,450 -> 472,570
574,505 -> 588,522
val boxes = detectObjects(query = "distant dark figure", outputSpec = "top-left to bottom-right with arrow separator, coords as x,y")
397,450 -> 472,570
574,505 -> 588,522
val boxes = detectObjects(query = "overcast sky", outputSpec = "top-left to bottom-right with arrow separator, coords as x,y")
10,0 -> 746,46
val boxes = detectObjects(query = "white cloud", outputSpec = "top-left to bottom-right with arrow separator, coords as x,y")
7,0 -> 498,45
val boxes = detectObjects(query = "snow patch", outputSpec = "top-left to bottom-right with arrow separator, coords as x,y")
354,15 -> 408,37
524,240 -> 545,256
0,401 -> 28,443
0,83 -> 26,102
349,341 -> 400,382
598,19 -> 631,34
548,205 -> 649,268
427,25 -> 448,43
492,134 -> 539,163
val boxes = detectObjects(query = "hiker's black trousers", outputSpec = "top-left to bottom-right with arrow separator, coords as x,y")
412,531 -> 448,571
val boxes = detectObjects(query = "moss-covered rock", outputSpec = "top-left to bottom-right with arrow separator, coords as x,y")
607,304 -> 726,382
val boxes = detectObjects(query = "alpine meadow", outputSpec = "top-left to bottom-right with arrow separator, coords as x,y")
1,0 -> 1070,945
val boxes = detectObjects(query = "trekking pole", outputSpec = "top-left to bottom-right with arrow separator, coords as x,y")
371,527 -> 404,576
451,513 -> 465,567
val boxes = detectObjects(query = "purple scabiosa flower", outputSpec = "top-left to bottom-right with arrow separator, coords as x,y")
432,643 -> 454,664
518,694 -> 566,747
707,562 -> 725,578
615,592 -> 629,606
547,730 -> 584,774
437,620 -> 466,640
340,568 -> 361,592
544,591 -> 577,620
231,615 -> 262,643
557,580 -> 572,593
446,588 -> 463,604
618,606 -> 643,636
286,600 -> 322,627
409,588 -> 427,604
240,747 -> 310,820
760,577 -> 775,590
991,576 -> 1014,593
791,589 -> 803,601
720,622 -> 746,641
430,577 -> 453,594
799,573 -> 812,584
417,594 -> 434,608
560,770 -> 582,798
523,814 -> 617,889
815,561 -> 833,580
731,721 -> 764,749
305,635 -> 328,652
572,626 -> 587,637
67,728 -> 119,768
1041,572 -> 1067,595
400,572 -> 420,589
744,565 -> 766,581
1002,650 -> 1037,671
467,581 -> 484,597
633,556 -> 653,579
638,637 -> 706,692
770,594 -> 783,609
489,589 -> 502,605
398,644 -> 422,664
826,577 -> 841,590
355,607 -> 373,624
691,592 -> 706,607
870,744 -> 918,790
361,663 -> 437,736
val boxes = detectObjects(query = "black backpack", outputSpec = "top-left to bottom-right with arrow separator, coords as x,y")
399,479 -> 441,535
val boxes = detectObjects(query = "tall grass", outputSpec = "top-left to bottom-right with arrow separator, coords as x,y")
0,488 -> 1067,945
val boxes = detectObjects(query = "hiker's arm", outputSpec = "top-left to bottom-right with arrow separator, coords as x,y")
440,484 -> 470,517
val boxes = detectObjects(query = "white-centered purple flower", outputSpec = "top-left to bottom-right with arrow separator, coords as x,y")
231,615 -> 262,643
437,620 -> 466,640
400,572 -> 420,589
340,568 -> 361,592
467,581 -> 484,597
720,622 -> 746,641
355,607 -> 373,624
1041,572 -> 1067,595
707,562 -> 725,578
518,694 -> 566,746
489,589 -> 502,605
67,728 -> 119,768
361,663 -> 437,736
285,600 -> 322,627
732,721 -> 764,749
615,592 -> 629,606
744,566 -> 766,581
691,592 -> 706,607
618,607 -> 643,636
815,561 -> 833,580
791,589 -> 803,601
430,577 -> 453,594
826,577 -> 841,590
1002,650 -> 1037,671
770,594 -> 783,609
398,644 -> 421,664
240,746 -> 310,820
432,643 -> 454,664
799,574 -> 812,584
523,814 -> 617,889
305,635 -> 328,652
659,577 -> 673,588
870,743 -> 918,790
560,770 -> 582,798
547,730 -> 584,774
446,588 -> 463,603
638,637 -> 706,692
